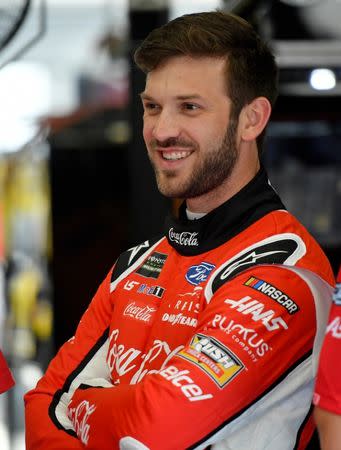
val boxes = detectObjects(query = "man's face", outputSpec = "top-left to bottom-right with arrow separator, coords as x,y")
141,56 -> 239,201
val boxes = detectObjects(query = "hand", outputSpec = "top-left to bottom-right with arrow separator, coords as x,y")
67,379 -> 113,447
68,390 -> 97,446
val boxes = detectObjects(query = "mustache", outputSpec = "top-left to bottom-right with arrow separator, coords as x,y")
149,138 -> 194,149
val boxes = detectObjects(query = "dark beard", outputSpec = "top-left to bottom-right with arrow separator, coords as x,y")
150,117 -> 239,199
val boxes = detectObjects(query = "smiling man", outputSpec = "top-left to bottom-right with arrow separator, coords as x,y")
25,11 -> 334,450
140,56 -> 242,207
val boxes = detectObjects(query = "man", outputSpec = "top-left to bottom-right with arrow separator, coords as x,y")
25,11 -> 335,450
314,266 -> 341,449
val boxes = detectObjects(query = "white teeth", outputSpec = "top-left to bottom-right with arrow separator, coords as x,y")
162,151 -> 190,160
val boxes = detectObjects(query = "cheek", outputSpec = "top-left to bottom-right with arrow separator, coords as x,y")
142,120 -> 153,143
191,119 -> 227,146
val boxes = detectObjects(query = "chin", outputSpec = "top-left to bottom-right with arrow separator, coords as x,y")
158,187 -> 179,198
157,182 -> 183,199
156,176 -> 184,198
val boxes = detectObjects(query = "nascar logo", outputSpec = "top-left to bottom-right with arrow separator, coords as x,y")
244,277 -> 299,315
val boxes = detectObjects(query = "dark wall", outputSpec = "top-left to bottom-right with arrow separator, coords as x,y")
49,111 -> 131,350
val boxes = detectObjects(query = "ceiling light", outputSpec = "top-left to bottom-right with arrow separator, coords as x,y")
309,68 -> 336,91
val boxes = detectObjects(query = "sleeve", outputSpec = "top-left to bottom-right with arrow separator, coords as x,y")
0,349 -> 14,394
65,264 -> 325,450
314,267 -> 341,414
24,268 -> 114,450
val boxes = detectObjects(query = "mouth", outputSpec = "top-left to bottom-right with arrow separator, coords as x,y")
161,150 -> 192,161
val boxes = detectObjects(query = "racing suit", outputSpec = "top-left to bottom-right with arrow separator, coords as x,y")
313,266 -> 341,414
0,349 -> 14,394
25,168 -> 335,450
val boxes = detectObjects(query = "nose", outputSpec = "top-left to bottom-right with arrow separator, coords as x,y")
151,109 -> 180,142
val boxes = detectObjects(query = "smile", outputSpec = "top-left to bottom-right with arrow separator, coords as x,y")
162,151 -> 192,161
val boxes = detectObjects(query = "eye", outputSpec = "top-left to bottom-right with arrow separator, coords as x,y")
143,102 -> 160,114
182,103 -> 200,111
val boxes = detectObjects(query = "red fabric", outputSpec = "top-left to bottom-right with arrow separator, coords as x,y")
314,267 -> 341,414
25,210 -> 334,449
0,349 -> 14,394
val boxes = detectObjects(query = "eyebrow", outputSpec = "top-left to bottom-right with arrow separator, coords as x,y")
139,93 -> 203,101
139,93 -> 153,100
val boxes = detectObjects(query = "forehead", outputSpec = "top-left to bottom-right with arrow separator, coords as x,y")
144,55 -> 228,98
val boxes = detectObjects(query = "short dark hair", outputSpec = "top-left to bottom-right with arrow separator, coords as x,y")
134,11 -> 278,154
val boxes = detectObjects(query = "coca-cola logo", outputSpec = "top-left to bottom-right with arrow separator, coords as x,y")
68,400 -> 96,445
107,329 -> 184,384
123,302 -> 157,323
169,228 -> 199,247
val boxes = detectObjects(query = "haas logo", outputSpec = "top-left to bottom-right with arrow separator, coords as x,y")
224,296 -> 288,331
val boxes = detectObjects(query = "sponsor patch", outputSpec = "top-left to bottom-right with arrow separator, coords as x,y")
208,235 -> 306,297
244,276 -> 299,315
137,283 -> 165,298
333,282 -> 341,305
107,329 -> 184,384
127,240 -> 150,266
68,400 -> 96,445
172,287 -> 202,314
159,365 -> 212,402
224,296 -> 288,331
123,301 -> 157,323
136,252 -> 167,279
169,228 -> 199,247
178,333 -> 244,388
210,314 -> 272,362
162,312 -> 198,327
185,262 -> 216,286
123,280 -> 165,298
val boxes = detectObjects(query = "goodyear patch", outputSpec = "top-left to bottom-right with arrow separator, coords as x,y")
178,333 -> 244,388
244,276 -> 299,315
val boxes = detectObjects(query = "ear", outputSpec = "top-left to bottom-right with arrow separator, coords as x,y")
238,97 -> 272,142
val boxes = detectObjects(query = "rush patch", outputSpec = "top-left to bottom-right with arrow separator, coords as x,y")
178,333 -> 244,388
244,277 -> 299,315
185,262 -> 216,286
136,252 -> 167,279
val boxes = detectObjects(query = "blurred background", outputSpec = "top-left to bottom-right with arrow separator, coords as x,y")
0,0 -> 340,448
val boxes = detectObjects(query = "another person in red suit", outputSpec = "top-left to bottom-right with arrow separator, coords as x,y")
0,349 -> 14,394
314,266 -> 341,450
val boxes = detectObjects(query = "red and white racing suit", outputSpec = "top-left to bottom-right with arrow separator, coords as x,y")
25,168 -> 335,449
313,266 -> 341,414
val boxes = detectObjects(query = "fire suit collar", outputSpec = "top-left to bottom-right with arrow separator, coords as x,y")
165,167 -> 285,256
